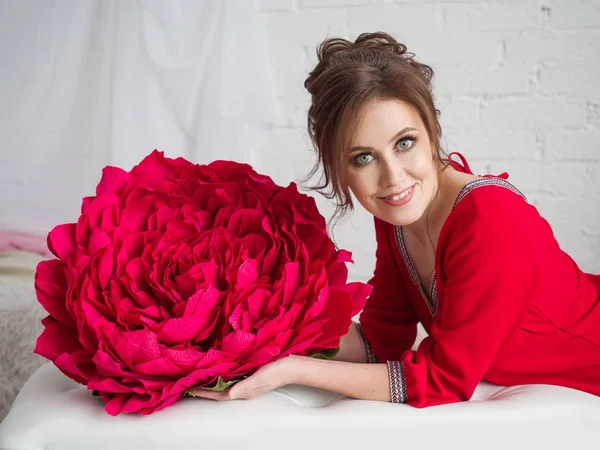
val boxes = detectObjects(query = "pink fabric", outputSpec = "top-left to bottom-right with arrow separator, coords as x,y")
0,230 -> 52,257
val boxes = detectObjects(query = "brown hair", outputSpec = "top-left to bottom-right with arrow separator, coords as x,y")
303,32 -> 446,225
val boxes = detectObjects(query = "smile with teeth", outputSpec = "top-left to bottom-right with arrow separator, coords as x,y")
384,185 -> 414,201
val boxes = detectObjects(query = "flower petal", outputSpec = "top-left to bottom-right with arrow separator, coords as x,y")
96,166 -> 129,196
35,260 -> 72,325
47,223 -> 77,261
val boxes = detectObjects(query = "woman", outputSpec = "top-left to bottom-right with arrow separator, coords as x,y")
192,32 -> 600,407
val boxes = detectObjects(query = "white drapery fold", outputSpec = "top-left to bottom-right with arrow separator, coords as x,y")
0,0 -> 277,236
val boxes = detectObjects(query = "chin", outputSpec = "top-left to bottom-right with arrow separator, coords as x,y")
369,200 -> 425,227
383,211 -> 424,227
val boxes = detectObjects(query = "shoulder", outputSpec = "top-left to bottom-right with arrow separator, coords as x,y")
453,177 -> 528,216
440,177 -> 551,259
448,177 -> 538,229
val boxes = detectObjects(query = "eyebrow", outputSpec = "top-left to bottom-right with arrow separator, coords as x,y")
349,127 -> 417,153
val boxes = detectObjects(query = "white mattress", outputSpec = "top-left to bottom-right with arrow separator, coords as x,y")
1,362 -> 599,450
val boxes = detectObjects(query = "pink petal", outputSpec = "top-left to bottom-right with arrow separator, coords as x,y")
88,377 -> 133,394
34,319 -> 83,360
115,233 -> 145,272
133,357 -> 184,377
328,251 -> 353,286
157,317 -> 206,345
344,281 -> 372,315
303,285 -> 328,323
96,166 -> 129,196
311,288 -> 354,346
194,348 -> 234,369
138,393 -> 180,415
104,393 -> 131,416
80,297 -> 106,324
121,330 -> 161,364
95,244 -> 114,289
80,196 -> 95,213
47,223 -> 77,261
246,344 -> 282,366
281,262 -> 300,308
230,305 -> 252,332
87,227 -> 112,256
236,258 -> 258,287
161,347 -> 203,369
247,289 -> 270,323
93,350 -> 127,377
121,197 -> 156,233
183,285 -> 219,317
285,320 -> 327,354
221,330 -> 256,355
53,353 -> 91,385
34,260 -> 73,325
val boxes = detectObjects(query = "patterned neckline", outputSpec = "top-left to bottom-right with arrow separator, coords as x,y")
393,177 -> 525,316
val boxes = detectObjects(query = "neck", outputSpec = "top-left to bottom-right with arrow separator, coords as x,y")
403,166 -> 448,245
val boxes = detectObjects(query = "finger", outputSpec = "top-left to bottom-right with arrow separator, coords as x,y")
229,381 -> 271,400
228,381 -> 250,399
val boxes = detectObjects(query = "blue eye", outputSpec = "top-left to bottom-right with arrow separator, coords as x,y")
353,153 -> 374,166
396,136 -> 416,151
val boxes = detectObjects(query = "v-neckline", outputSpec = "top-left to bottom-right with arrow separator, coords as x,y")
394,226 -> 438,315
393,177 -> 526,317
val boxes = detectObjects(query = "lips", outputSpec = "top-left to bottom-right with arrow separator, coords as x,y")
380,184 -> 415,201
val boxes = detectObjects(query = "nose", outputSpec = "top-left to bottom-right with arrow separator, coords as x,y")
379,156 -> 405,188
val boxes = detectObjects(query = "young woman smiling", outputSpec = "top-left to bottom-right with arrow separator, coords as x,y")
191,32 -> 600,407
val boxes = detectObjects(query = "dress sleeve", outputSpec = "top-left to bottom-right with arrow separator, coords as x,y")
359,217 -> 418,363
388,188 -> 543,407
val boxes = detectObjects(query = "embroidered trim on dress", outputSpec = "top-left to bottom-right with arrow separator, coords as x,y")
452,177 -> 526,211
355,322 -> 378,363
387,360 -> 407,403
394,226 -> 438,316
428,273 -> 437,305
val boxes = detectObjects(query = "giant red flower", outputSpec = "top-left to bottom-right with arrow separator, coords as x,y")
34,150 -> 370,415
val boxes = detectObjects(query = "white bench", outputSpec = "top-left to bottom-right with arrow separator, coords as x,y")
1,360 -> 599,450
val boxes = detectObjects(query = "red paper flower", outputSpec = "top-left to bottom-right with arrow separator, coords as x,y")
34,150 -> 371,415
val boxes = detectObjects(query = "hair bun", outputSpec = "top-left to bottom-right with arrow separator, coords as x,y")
316,32 -> 408,64
305,32 -> 415,94
353,32 -> 408,55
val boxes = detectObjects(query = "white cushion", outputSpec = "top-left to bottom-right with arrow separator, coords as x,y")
1,362 -> 599,450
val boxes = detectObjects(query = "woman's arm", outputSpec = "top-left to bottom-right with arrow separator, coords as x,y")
189,354 -> 392,402
333,321 -> 367,363
287,355 -> 392,401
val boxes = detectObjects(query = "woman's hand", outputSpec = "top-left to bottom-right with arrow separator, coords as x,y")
189,355 -> 301,401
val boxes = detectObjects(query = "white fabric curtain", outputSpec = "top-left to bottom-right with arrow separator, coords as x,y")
0,0 -> 277,237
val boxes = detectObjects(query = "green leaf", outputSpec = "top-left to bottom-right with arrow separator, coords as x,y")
310,347 -> 340,360
202,376 -> 241,392
185,376 -> 246,396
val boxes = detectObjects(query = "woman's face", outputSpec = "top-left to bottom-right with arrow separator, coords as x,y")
345,99 -> 438,227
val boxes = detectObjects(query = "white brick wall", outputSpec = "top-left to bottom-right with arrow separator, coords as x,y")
257,0 -> 600,281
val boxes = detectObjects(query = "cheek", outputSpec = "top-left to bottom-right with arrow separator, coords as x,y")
347,169 -> 372,200
412,149 -> 436,180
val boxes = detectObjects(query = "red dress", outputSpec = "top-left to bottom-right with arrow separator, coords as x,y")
359,153 -> 600,407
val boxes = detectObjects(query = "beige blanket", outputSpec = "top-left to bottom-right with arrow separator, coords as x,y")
0,251 -> 47,422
